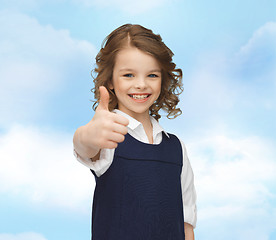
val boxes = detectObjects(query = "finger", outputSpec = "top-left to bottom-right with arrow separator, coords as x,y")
107,132 -> 125,143
111,123 -> 128,135
103,141 -> 118,149
111,113 -> 129,126
97,86 -> 110,111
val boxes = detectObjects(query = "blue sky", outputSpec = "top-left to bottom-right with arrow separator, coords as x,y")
0,0 -> 275,239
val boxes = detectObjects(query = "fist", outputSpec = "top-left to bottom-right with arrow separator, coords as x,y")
85,86 -> 129,150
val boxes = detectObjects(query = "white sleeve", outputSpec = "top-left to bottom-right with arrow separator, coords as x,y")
179,139 -> 197,228
73,147 -> 115,177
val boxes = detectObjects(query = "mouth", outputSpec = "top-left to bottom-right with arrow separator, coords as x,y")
128,94 -> 151,100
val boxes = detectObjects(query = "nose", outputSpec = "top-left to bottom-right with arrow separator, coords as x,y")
134,76 -> 147,89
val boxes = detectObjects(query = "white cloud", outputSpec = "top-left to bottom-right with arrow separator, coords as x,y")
233,21 -> 276,84
2,0 -> 177,15
0,232 -> 47,240
238,22 -> 276,61
0,0 -> 40,10
0,124 -> 94,212
0,10 -> 96,127
178,22 -> 276,239
189,134 -> 276,206
186,133 -> 276,240
72,0 -> 175,15
182,21 -> 276,129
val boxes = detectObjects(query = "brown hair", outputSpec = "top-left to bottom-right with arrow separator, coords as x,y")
91,24 -> 183,120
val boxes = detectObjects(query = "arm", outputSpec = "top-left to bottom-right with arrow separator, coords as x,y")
184,223 -> 195,240
73,125 -> 100,161
73,86 -> 129,162
178,137 -> 197,234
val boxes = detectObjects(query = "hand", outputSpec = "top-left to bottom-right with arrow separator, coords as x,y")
84,86 -> 129,150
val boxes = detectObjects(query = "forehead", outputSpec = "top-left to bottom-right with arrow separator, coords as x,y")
114,47 -> 160,70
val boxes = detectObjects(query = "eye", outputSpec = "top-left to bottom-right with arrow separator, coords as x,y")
148,74 -> 159,78
123,73 -> 134,77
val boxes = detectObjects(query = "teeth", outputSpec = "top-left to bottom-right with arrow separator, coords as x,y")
130,94 -> 149,99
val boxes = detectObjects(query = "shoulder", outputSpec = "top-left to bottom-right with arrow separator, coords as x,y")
166,132 -> 189,157
166,132 -> 185,147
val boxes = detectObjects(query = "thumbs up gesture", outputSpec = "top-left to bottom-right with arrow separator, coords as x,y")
84,86 -> 129,151
97,85 -> 111,111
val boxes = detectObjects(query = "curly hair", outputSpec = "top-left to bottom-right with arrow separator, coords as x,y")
91,24 -> 183,120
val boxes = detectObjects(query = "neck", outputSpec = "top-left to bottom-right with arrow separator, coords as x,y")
132,112 -> 153,144
128,111 -> 151,128
119,109 -> 153,143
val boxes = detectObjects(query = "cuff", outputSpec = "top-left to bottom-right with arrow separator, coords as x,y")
73,148 -> 113,177
73,149 -> 94,168
184,204 -> 197,228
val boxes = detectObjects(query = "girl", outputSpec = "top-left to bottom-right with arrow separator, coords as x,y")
73,24 -> 197,240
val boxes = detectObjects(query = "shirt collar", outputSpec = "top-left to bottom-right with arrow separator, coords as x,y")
112,109 -> 170,138
150,115 -> 170,139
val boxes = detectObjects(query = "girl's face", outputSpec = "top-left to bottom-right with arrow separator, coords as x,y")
111,47 -> 162,120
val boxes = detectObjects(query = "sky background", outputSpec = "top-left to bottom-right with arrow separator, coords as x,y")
0,0 -> 276,239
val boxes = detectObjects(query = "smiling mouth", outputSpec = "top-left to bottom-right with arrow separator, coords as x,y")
128,94 -> 151,100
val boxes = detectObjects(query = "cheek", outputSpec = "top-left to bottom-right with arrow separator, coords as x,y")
152,82 -> 162,100
156,81 -> 162,99
156,80 -> 162,93
113,78 -> 130,94
111,77 -> 121,92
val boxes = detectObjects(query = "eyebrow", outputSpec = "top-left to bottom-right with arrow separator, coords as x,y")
119,68 -> 161,72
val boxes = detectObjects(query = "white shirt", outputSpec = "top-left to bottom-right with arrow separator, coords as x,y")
73,109 -> 197,228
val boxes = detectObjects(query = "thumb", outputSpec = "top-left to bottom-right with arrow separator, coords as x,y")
97,86 -> 110,111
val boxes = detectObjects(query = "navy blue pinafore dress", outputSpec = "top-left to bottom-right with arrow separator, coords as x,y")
91,132 -> 185,240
